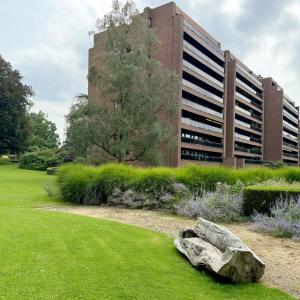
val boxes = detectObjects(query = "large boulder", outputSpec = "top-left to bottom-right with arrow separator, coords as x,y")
174,218 -> 265,283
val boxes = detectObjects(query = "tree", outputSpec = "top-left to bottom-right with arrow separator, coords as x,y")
64,94 -> 90,160
28,111 -> 60,150
88,0 -> 178,165
0,55 -> 33,154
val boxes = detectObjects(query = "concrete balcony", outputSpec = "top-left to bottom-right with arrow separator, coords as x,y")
236,65 -> 262,88
236,78 -> 258,96
182,98 -> 223,119
283,120 -> 298,135
183,41 -> 224,73
283,109 -> 298,124
283,95 -> 298,114
181,117 -> 223,133
183,60 -> 224,88
183,21 -> 224,59
182,79 -> 223,103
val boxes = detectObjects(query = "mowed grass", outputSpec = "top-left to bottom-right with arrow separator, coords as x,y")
0,165 -> 293,299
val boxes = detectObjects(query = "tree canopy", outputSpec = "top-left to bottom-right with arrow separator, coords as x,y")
28,111 -> 60,150
88,0 -> 178,164
0,55 -> 33,154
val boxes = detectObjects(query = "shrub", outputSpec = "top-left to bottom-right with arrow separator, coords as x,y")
43,181 -> 60,198
0,155 -> 11,164
19,148 -> 62,171
243,185 -> 300,215
251,196 -> 300,239
176,182 -> 244,222
47,167 -> 59,175
57,163 -> 300,208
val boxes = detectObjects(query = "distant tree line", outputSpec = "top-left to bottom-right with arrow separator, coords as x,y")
0,55 -> 60,156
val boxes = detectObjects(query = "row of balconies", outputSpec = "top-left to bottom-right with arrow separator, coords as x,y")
181,135 -> 223,148
181,117 -> 223,133
183,59 -> 224,88
182,98 -> 223,118
181,149 -> 223,162
182,79 -> 223,103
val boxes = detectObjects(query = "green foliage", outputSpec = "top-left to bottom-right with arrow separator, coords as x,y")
0,155 -> 11,164
64,94 -> 89,161
87,0 -> 178,164
0,164 -> 291,299
19,148 -> 63,171
28,111 -> 60,150
263,160 -> 287,169
57,163 -> 300,208
243,185 -> 300,215
0,55 -> 33,154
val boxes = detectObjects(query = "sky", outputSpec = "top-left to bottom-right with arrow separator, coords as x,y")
1,0 -> 300,141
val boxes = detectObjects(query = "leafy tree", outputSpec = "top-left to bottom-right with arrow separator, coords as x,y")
64,94 -> 89,161
28,111 -> 60,150
88,0 -> 178,164
0,55 -> 33,154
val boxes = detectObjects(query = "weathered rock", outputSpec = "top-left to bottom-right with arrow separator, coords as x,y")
174,218 -> 265,283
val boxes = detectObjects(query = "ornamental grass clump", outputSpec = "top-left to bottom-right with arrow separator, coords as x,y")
251,196 -> 300,240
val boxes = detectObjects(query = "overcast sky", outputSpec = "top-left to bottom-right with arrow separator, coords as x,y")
1,0 -> 300,141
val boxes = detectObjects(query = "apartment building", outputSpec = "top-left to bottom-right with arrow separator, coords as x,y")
262,78 -> 299,165
144,2 -> 226,166
224,51 -> 264,168
88,2 -> 299,167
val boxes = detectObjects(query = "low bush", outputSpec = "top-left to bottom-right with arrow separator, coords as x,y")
243,185 -> 300,215
175,182 -> 244,222
251,196 -> 300,239
19,148 -> 63,171
0,156 -> 11,164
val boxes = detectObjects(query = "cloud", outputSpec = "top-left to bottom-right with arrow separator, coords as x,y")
1,0 -> 300,140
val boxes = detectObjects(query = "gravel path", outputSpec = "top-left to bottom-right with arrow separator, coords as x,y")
45,205 -> 300,299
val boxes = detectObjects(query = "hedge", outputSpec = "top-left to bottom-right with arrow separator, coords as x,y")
243,185 -> 300,215
57,163 -> 300,206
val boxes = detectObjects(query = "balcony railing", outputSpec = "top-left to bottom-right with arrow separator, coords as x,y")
283,152 -> 298,159
283,120 -> 298,134
183,20 -> 224,56
234,133 -> 261,144
235,119 -> 250,128
181,153 -> 223,162
183,41 -> 224,73
182,79 -> 223,103
236,78 -> 258,96
183,60 -> 224,88
235,146 -> 262,154
181,136 -> 223,148
283,109 -> 298,124
283,95 -> 298,114
181,117 -> 223,133
283,141 -> 298,149
235,105 -> 251,116
236,65 -> 262,87
283,130 -> 298,142
182,98 -> 223,118
245,159 -> 264,165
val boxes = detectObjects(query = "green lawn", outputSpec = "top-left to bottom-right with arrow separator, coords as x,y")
0,164 -> 293,299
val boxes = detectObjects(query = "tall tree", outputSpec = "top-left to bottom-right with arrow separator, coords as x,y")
0,55 -> 33,154
88,0 -> 178,164
64,94 -> 89,160
28,111 -> 60,150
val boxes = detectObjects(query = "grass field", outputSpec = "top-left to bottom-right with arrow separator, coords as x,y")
0,164 -> 294,299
